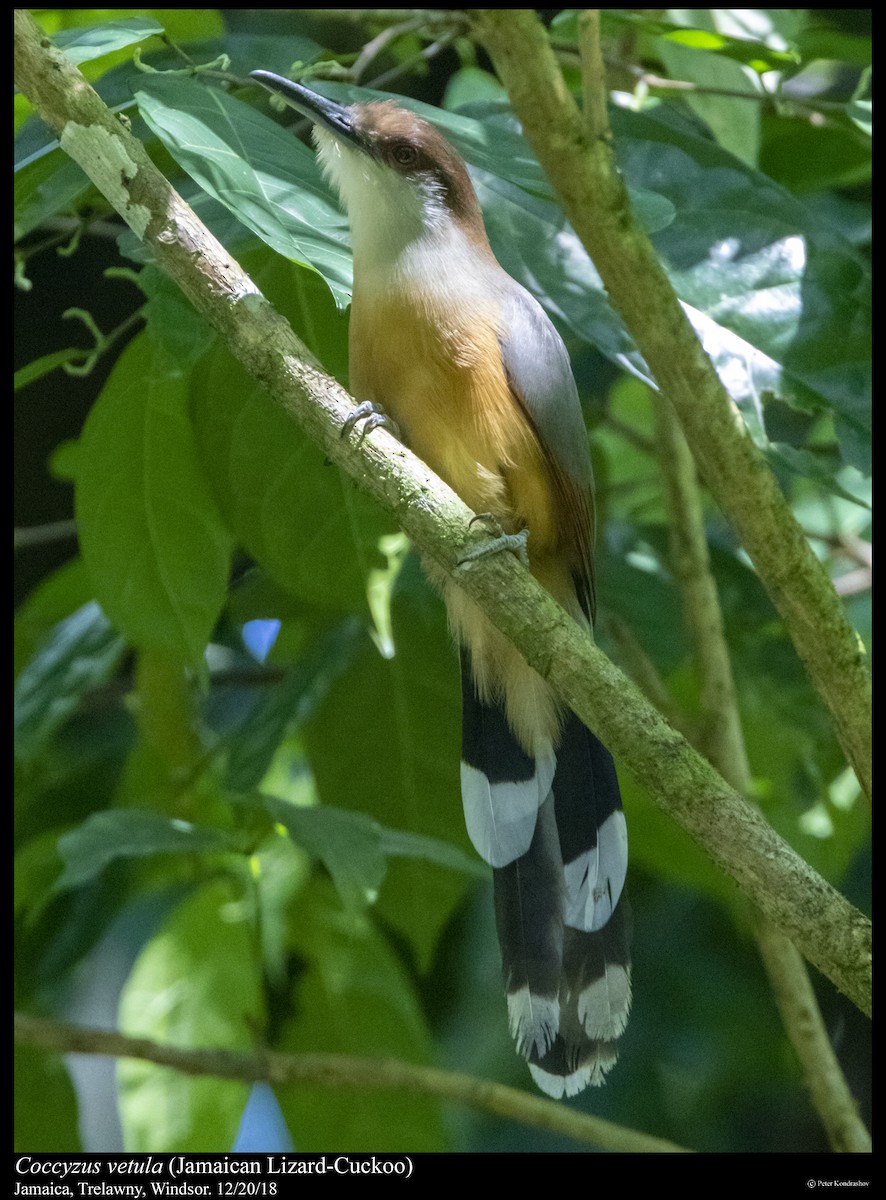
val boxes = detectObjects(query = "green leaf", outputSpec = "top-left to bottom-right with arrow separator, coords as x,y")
190,252 -> 393,613
264,799 -> 387,911
263,796 -> 486,914
75,330 -> 234,667
760,114 -> 871,194
14,150 -> 93,240
379,827 -> 487,880
764,443 -> 870,509
656,38 -> 761,167
139,266 -> 216,366
274,879 -> 445,1151
51,17 -> 165,65
14,601 -> 126,762
443,66 -> 506,111
132,74 -> 353,308
794,27 -> 872,68
612,105 -> 871,471
14,559 -> 94,679
55,810 -> 239,892
117,880 -> 265,1152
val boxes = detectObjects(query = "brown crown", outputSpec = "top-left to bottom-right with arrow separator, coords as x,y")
351,102 -> 490,247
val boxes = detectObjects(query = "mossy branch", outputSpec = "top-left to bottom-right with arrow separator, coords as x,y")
653,394 -> 870,1153
13,1013 -> 687,1153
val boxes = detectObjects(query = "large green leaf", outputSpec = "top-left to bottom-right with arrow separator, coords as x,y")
75,330 -> 234,668
117,879 -> 265,1152
611,105 -> 871,472
190,252 -> 394,613
656,37 -> 761,167
133,73 -> 353,308
14,150 -> 94,241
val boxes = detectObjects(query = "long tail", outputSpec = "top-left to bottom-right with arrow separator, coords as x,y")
461,657 -> 631,1098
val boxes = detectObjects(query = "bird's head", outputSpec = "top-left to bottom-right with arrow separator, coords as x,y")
251,72 -> 490,268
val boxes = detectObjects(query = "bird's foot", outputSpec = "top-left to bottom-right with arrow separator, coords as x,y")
458,514 -> 530,569
341,401 -> 400,444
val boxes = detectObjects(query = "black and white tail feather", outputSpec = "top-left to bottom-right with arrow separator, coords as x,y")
461,658 -> 631,1098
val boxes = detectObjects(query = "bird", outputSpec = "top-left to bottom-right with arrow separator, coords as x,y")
251,70 -> 631,1098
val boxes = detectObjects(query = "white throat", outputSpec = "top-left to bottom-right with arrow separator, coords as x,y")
314,129 -> 475,292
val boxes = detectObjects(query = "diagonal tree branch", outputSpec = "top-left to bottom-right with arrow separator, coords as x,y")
468,8 -> 871,804
13,1013 -> 687,1153
13,9 -> 871,1018
652,393 -> 870,1154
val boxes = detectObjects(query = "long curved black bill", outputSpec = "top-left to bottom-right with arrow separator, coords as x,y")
250,71 -> 359,145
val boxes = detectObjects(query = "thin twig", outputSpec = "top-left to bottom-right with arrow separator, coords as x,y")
14,519 -> 78,551
607,58 -> 858,112
368,31 -> 458,90
350,15 -> 427,82
13,1013 -> 689,1153
295,10 -> 463,28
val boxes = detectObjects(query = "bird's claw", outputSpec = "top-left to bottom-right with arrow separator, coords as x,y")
458,514 -> 530,569
341,401 -> 400,444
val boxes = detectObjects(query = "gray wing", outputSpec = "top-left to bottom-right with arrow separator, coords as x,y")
497,283 -> 593,494
497,282 -> 597,619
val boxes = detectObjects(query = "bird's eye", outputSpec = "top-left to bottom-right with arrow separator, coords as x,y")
391,144 -> 418,167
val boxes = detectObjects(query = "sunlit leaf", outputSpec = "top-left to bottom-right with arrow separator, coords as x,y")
51,17 -> 165,65
117,880 -> 265,1152
133,74 -> 353,308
